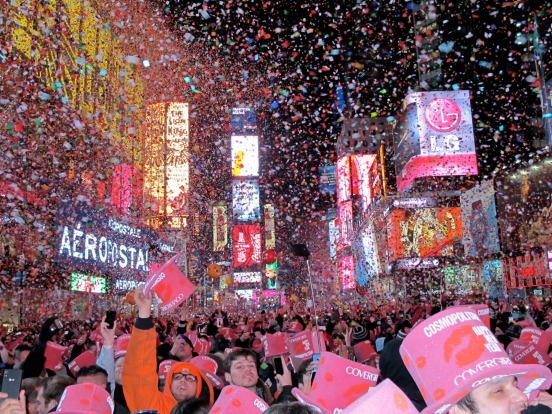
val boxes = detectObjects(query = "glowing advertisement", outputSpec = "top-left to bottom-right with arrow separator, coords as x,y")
503,252 -> 549,289
70,273 -> 107,294
232,180 -> 261,222
495,159 -> 552,252
56,202 -> 156,279
231,107 -> 257,132
481,260 -> 506,299
547,248 -> 552,278
394,91 -> 478,192
264,204 -> 276,250
460,180 -> 500,257
266,261 -> 278,289
213,205 -> 228,252
354,222 -> 382,283
231,135 -> 259,177
386,207 -> 463,263
338,201 -> 353,250
235,289 -> 254,301
329,219 -> 338,259
144,102 -> 189,229
233,272 -> 262,283
110,164 -> 143,211
351,154 -> 378,213
233,225 -> 262,268
318,166 -> 336,194
340,255 -> 355,290
337,156 -> 351,203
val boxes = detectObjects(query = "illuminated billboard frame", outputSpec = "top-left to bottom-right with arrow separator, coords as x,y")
70,272 -> 107,293
233,224 -> 262,268
233,272 -> 262,283
394,91 -> 478,192
231,135 -> 259,177
232,180 -> 261,221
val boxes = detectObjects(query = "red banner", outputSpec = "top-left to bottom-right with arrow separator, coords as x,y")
233,225 -> 262,268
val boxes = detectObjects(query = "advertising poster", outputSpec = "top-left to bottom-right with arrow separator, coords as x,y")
394,91 -> 478,192
231,107 -> 257,132
232,180 -> 261,221
233,225 -> 262,268
264,204 -> 276,250
231,135 -> 259,177
213,205 -> 228,252
110,164 -> 143,211
481,260 -> 506,299
318,165 -> 336,195
353,222 -> 382,284
337,156 -> 351,203
340,255 -> 355,290
338,201 -> 353,250
386,207 -> 463,263
460,180 -> 500,257
495,159 -> 552,252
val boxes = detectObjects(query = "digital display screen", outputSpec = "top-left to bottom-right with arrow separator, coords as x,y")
70,272 -> 107,293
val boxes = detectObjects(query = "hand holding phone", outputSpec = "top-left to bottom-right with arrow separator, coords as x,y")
105,311 -> 117,330
274,356 -> 284,376
0,369 -> 23,401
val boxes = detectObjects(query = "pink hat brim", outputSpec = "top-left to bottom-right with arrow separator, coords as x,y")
419,362 -> 552,414
292,388 -> 331,414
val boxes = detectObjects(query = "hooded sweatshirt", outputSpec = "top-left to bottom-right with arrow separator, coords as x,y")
122,316 -> 214,414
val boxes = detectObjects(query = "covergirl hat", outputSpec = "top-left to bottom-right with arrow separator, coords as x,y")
354,340 -> 378,363
68,350 -> 97,376
114,334 -> 131,359
519,327 -> 551,355
158,359 -> 177,381
56,384 -> 114,414
292,351 -> 379,414
210,385 -> 269,414
339,379 -> 419,414
511,343 -> 552,366
190,356 -> 225,389
262,333 -> 289,359
400,307 -> 552,414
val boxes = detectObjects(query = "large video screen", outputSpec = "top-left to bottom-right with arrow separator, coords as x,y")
232,180 -> 261,221
233,225 -> 262,268
70,273 -> 107,293
386,207 -> 463,262
231,135 -> 259,177
231,107 -> 257,132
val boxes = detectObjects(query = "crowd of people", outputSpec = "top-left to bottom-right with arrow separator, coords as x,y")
2,288 -> 552,414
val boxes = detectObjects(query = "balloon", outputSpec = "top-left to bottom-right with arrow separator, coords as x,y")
125,291 -> 136,305
224,276 -> 232,285
262,249 -> 277,265
207,263 -> 223,278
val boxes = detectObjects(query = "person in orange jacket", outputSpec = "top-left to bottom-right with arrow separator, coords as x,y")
122,285 -> 214,414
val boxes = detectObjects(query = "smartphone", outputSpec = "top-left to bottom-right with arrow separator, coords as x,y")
311,353 -> 321,383
105,311 -> 117,330
0,369 -> 23,401
50,319 -> 63,332
274,356 -> 284,376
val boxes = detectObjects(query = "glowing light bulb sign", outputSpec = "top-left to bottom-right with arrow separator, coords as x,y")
394,91 -> 478,192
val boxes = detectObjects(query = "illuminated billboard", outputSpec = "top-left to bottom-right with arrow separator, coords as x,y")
233,272 -> 262,283
111,164 -> 143,211
340,255 -> 355,290
144,102 -> 189,229
264,204 -> 276,249
394,91 -> 478,192
495,159 -> 552,252
351,154 -> 378,214
233,225 -> 262,268
232,180 -> 261,221
386,207 -> 463,263
213,205 -> 228,252
337,156 -> 351,203
329,219 -> 338,259
231,107 -> 257,132
338,201 -> 353,250
318,166 -> 336,194
354,222 -> 382,281
460,180 -> 500,257
231,135 -> 259,177
70,273 -> 107,294
503,252 -> 549,288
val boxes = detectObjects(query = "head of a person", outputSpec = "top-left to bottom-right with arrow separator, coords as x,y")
170,398 -> 211,414
164,361 -> 214,406
264,402 -> 317,414
37,375 -> 76,414
175,335 -> 195,361
296,359 -> 315,395
450,375 -> 528,414
76,365 -> 109,391
113,356 -> 125,385
14,344 -> 32,365
223,348 -> 259,392
22,377 -> 42,414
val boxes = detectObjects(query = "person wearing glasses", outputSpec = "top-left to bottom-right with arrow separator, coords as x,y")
122,285 -> 215,414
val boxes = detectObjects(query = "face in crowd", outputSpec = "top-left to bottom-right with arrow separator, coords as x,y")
224,355 -> 259,392
450,376 -> 529,414
169,368 -> 198,402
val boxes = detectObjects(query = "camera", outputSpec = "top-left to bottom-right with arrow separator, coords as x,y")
50,319 -> 64,332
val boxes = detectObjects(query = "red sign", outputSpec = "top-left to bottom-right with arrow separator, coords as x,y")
233,225 -> 262,268
503,253 -> 549,289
